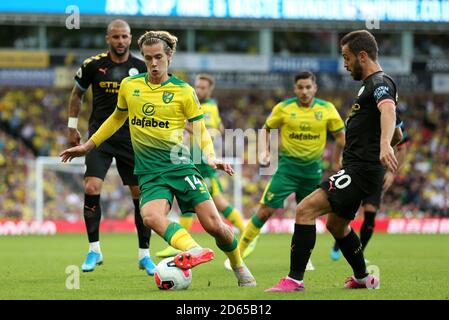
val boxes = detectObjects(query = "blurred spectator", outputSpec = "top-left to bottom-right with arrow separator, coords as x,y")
1,87 -> 448,219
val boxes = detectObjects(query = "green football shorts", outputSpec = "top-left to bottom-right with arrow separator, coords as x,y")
202,171 -> 223,198
138,168 -> 211,213
260,170 -> 321,209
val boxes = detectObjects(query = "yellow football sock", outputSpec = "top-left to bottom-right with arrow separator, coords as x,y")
222,205 -> 245,234
217,236 -> 242,268
179,213 -> 194,230
239,214 -> 265,254
163,222 -> 199,251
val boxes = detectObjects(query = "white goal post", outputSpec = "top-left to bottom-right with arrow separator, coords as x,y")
33,156 -> 243,222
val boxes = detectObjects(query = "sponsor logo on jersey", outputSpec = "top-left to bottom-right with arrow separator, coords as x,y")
99,81 -> 120,93
299,122 -> 311,131
131,116 -> 170,129
289,132 -> 320,140
133,89 -> 140,96
142,103 -> 155,116
98,67 -> 108,75
162,91 -> 175,104
347,103 -> 361,121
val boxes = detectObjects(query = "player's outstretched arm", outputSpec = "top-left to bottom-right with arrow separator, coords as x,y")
61,107 -> 128,162
207,155 -> 234,176
60,140 -> 96,162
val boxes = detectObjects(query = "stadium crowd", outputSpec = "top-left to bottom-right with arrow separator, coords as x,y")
1,86 -> 448,220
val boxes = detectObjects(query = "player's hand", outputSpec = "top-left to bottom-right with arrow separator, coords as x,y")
60,140 -> 95,163
383,170 -> 395,191
67,128 -> 81,146
380,143 -> 398,173
207,156 -> 234,176
259,150 -> 270,166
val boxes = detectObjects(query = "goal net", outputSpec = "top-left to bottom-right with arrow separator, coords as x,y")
31,156 -> 243,223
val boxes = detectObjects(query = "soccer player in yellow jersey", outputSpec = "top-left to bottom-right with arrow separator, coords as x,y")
60,30 -> 256,287
226,72 -> 345,269
156,74 -> 247,258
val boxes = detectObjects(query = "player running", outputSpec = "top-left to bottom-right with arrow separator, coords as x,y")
61,30 -> 256,287
224,71 -> 345,270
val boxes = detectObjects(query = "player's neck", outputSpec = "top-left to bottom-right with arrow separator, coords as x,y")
109,51 -> 129,64
148,73 -> 170,85
297,98 -> 314,108
362,61 -> 382,80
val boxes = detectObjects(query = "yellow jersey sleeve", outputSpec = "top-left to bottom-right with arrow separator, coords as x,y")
265,103 -> 284,129
213,105 -> 222,127
116,78 -> 129,111
326,103 -> 345,133
90,107 -> 128,146
185,87 -> 204,122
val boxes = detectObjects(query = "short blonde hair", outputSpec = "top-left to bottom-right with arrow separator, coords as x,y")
137,30 -> 178,55
196,73 -> 215,89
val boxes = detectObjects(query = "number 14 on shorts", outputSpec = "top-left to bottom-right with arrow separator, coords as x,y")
184,175 -> 205,190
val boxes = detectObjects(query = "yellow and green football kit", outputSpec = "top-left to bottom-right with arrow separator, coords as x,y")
90,73 -> 241,260
261,97 -> 345,208
90,73 -> 214,212
239,97 -> 345,256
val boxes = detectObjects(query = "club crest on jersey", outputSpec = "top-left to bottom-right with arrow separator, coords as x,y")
142,103 -> 156,116
162,91 -> 174,104
129,68 -> 139,76
314,111 -> 323,121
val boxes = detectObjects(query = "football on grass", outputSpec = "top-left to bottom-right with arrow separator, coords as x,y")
154,257 -> 192,290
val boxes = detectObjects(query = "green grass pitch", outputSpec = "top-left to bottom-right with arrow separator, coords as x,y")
1,233 -> 448,300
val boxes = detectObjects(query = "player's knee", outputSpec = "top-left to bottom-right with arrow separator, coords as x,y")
203,219 -> 225,238
363,211 -> 376,228
258,205 -> 274,221
326,222 -> 346,238
295,198 -> 315,221
140,211 -> 157,229
84,182 -> 101,195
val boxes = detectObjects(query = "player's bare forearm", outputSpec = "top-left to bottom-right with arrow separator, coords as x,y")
391,127 -> 403,147
331,131 -> 345,171
396,145 -> 407,170
60,139 -> 96,162
379,102 -> 398,172
67,85 -> 85,146
68,85 -> 84,118
379,103 -> 396,147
